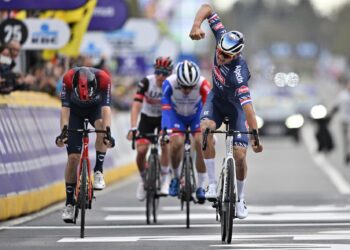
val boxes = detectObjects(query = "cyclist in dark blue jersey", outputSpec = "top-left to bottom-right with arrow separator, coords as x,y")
190,4 -> 263,219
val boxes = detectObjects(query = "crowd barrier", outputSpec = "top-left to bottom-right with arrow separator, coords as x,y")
0,91 -> 136,221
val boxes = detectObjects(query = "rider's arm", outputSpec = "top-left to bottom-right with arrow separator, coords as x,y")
60,70 -> 74,129
242,103 -> 258,132
60,107 -> 70,130
161,80 -> 173,130
98,70 -> 112,129
190,4 -> 227,42
131,78 -> 149,128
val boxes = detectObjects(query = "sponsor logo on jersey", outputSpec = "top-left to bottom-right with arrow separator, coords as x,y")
213,66 -> 225,84
213,22 -> 224,31
234,65 -> 244,84
208,14 -> 219,24
237,85 -> 250,95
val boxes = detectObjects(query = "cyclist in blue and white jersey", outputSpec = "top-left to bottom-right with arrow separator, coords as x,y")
162,60 -> 211,204
189,4 -> 263,218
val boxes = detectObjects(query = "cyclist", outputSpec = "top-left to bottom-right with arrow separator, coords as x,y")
56,66 -> 115,223
127,57 -> 173,201
189,4 -> 263,218
162,60 -> 211,204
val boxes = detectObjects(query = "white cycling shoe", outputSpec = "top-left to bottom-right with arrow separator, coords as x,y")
205,183 -> 217,201
159,174 -> 170,196
62,204 -> 74,223
93,171 -> 105,190
136,181 -> 146,201
236,200 -> 248,219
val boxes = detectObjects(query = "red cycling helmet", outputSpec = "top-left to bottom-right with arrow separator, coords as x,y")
72,67 -> 98,102
154,56 -> 173,75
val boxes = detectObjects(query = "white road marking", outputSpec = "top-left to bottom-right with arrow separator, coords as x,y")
209,243 -> 350,249
294,234 -> 350,240
3,223 -> 350,230
58,234 -> 290,243
101,205 -> 350,213
105,212 -> 350,222
302,125 -> 350,194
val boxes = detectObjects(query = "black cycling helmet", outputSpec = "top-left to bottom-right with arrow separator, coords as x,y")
72,67 -> 98,102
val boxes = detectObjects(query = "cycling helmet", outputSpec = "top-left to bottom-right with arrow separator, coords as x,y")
218,30 -> 244,56
176,60 -> 200,87
154,56 -> 173,72
72,67 -> 98,102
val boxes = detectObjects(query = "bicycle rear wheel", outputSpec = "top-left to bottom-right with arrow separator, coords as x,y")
80,159 -> 88,238
226,158 -> 235,243
146,155 -> 156,224
153,158 -> 161,223
184,155 -> 192,229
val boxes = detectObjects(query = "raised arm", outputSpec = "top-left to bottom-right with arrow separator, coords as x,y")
189,4 -> 213,40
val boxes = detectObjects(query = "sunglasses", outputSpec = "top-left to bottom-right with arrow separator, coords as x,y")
155,69 -> 170,76
216,48 -> 235,60
180,85 -> 194,90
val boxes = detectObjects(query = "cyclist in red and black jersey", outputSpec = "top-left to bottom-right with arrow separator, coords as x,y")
55,67 -> 115,223
126,57 -> 173,201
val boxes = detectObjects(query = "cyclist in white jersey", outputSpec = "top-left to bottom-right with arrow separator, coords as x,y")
162,60 -> 211,203
127,57 -> 173,201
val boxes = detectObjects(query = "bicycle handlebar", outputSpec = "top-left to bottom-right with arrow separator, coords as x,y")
202,128 -> 259,151
131,131 -> 162,150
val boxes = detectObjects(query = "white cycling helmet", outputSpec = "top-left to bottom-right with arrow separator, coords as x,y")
176,60 -> 200,88
218,30 -> 244,56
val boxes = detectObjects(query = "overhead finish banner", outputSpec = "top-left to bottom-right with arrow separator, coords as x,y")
0,0 -> 87,10
88,0 -> 128,31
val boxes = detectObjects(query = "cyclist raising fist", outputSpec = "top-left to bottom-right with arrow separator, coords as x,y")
190,4 -> 263,219
56,67 -> 115,223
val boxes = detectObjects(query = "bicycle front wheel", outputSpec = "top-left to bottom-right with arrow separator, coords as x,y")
146,155 -> 156,224
184,155 -> 192,229
226,158 -> 235,243
218,170 -> 226,242
80,159 -> 88,238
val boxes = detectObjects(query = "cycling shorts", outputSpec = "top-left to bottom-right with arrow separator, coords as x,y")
200,91 -> 249,147
137,113 -> 161,145
67,103 -> 102,154
165,109 -> 200,135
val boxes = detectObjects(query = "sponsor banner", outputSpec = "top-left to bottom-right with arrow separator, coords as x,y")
80,32 -> 114,59
0,18 -> 28,45
0,0 -> 87,10
106,18 -> 159,52
22,19 -> 70,50
116,56 -> 147,76
88,0 -> 128,31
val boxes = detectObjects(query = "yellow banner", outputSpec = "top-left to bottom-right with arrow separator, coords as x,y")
41,0 -> 97,59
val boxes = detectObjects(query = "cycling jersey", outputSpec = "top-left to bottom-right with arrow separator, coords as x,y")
134,75 -> 162,117
208,12 -> 252,107
61,67 -> 111,108
161,74 -> 210,130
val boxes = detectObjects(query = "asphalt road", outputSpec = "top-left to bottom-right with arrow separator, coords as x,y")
1,123 -> 350,250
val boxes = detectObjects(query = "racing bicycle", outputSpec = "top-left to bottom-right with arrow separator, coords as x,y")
132,129 -> 165,224
203,117 -> 259,243
61,119 -> 112,238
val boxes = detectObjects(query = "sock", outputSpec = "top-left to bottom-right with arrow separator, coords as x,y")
65,182 -> 76,206
237,179 -> 245,200
204,158 -> 216,184
140,169 -> 147,183
197,172 -> 207,188
161,165 -> 170,175
173,167 -> 181,178
94,151 -> 106,173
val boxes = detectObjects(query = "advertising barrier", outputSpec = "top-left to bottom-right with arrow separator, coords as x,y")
0,92 -> 136,221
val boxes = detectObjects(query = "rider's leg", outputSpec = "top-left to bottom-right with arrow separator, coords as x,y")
170,134 -> 184,178
193,132 -> 206,188
65,153 -> 80,205
160,143 -> 170,175
201,119 -> 216,185
94,119 -> 107,173
136,142 -> 149,182
233,146 -> 248,200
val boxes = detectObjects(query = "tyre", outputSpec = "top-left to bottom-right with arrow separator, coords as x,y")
146,155 -> 156,224
226,158 -> 235,243
218,171 -> 226,242
80,159 -> 87,238
184,155 -> 192,229
153,159 -> 161,223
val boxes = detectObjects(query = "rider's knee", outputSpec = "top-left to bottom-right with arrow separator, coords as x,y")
200,119 -> 216,131
68,154 -> 80,166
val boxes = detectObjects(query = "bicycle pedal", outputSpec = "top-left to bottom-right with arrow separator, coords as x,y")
212,202 -> 218,208
207,197 -> 217,203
